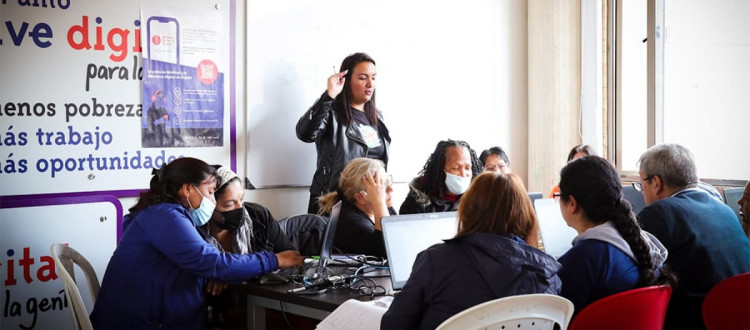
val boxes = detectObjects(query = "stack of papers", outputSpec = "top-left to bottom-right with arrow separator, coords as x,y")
316,297 -> 394,330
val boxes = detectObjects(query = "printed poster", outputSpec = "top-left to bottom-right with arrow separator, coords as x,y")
140,6 -> 224,148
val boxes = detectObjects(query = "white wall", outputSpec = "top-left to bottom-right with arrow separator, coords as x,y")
240,0 -> 530,218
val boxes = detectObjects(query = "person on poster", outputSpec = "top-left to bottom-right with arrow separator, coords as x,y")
145,89 -> 173,147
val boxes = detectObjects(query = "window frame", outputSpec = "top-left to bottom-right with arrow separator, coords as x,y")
605,0 -> 744,186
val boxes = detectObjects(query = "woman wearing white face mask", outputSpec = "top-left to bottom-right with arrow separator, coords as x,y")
91,157 -> 303,330
400,139 -> 482,214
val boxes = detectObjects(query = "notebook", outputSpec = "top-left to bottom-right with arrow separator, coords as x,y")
381,212 -> 459,290
534,198 -> 578,258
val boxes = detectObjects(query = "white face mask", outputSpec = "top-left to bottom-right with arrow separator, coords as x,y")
188,186 -> 215,227
444,171 -> 471,195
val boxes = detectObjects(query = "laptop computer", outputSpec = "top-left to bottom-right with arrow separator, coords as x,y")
271,201 -> 343,285
533,198 -> 578,258
381,212 -> 459,291
313,200 -> 342,276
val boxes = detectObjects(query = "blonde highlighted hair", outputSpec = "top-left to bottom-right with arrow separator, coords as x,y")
318,158 -> 386,215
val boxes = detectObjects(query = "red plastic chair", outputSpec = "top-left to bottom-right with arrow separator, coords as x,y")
702,272 -> 750,330
568,285 -> 672,330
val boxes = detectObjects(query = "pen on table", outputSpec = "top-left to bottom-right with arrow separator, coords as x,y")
333,65 -> 336,74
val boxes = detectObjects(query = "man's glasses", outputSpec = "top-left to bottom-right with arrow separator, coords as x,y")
632,175 -> 655,192
553,192 -> 561,203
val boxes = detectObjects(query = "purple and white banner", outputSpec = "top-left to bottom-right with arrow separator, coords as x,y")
0,0 -> 235,196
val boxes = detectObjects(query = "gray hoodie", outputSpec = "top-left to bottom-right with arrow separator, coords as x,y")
572,221 -> 668,268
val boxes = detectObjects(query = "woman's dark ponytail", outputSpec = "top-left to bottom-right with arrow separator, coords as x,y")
129,158 -> 216,213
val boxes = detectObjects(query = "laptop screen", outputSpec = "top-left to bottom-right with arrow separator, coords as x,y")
381,212 -> 459,290
315,200 -> 342,276
534,198 -> 578,258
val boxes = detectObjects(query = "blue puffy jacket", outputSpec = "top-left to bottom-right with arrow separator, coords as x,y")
90,203 -> 278,330
381,233 -> 562,330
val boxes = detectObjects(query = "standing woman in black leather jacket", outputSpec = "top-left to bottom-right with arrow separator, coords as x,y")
296,52 -> 391,214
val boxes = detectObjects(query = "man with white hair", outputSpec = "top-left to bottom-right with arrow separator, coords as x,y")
636,143 -> 750,330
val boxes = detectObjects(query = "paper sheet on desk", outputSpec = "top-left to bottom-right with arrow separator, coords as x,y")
316,297 -> 393,330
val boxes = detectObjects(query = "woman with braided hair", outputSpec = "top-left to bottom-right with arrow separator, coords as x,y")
399,139 -> 483,214
555,155 -> 675,315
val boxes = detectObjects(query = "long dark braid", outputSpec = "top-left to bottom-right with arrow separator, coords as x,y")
559,156 -> 675,287
610,199 -> 658,285
416,139 -> 483,198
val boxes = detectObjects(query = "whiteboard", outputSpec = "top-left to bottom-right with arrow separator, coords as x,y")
246,0 -> 522,187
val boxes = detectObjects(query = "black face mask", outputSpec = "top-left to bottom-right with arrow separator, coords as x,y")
215,208 -> 244,231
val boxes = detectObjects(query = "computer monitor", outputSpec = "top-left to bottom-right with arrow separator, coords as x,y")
534,198 -> 578,258
316,200 -> 342,275
722,187 -> 743,218
381,212 -> 459,290
528,192 -> 544,207
622,185 -> 647,215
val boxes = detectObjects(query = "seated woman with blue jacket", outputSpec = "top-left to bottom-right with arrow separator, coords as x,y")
555,156 -> 675,315
381,172 -> 562,330
90,157 -> 303,330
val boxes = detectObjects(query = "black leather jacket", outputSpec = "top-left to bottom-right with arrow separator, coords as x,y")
296,92 -> 391,196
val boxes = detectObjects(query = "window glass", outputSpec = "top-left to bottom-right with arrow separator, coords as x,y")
663,1 -> 750,179
620,1 -> 648,172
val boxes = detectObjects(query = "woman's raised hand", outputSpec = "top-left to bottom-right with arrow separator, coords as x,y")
361,171 -> 387,207
326,70 -> 348,99
361,171 -> 390,231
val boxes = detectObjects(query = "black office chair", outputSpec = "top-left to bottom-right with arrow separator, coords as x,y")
278,213 -> 328,256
